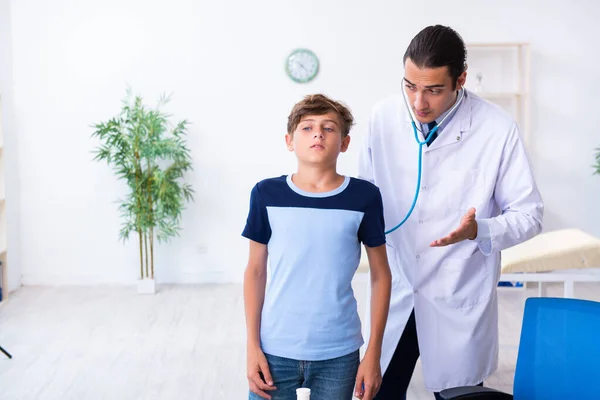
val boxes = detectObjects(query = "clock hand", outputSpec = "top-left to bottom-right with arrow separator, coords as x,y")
296,62 -> 308,72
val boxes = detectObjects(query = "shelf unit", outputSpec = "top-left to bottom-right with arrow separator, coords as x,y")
465,42 -> 531,147
0,95 -> 7,304
466,43 -> 532,290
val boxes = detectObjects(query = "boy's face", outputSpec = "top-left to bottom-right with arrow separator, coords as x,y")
286,112 -> 350,166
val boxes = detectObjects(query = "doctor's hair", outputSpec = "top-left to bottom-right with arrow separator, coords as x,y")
287,94 -> 355,137
403,25 -> 467,89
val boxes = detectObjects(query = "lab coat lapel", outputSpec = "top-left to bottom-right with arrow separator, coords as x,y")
426,93 -> 472,151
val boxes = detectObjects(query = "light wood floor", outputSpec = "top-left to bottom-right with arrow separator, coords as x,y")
1,281 -> 599,400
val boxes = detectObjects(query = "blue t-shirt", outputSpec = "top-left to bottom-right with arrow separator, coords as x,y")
242,174 -> 386,361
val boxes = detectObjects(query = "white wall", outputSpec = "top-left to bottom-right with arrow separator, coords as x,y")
0,0 -> 22,292
5,0 -> 600,285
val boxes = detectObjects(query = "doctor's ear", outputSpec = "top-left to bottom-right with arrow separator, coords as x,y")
456,70 -> 467,90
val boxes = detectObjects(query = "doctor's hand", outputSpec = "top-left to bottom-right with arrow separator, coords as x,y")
354,351 -> 382,400
430,207 -> 478,247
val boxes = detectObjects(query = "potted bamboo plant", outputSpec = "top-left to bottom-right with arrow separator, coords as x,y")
92,89 -> 194,294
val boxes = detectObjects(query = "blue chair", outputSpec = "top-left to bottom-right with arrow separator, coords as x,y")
440,297 -> 600,399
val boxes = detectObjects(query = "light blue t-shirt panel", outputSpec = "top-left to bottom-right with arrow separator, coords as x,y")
241,175 -> 386,361
262,206 -> 364,360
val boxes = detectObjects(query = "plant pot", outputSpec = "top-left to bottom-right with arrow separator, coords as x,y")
137,278 -> 156,294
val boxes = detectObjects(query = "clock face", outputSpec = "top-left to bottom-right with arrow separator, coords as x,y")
286,49 -> 319,83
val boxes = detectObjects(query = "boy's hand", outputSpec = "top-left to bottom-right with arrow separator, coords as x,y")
247,345 -> 276,399
354,351 -> 382,400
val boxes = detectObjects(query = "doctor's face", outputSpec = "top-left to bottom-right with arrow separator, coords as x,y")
403,58 -> 466,124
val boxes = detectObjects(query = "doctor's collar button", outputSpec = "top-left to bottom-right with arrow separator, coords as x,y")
456,136 -> 461,141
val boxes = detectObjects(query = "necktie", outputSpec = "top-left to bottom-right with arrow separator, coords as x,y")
426,121 -> 438,147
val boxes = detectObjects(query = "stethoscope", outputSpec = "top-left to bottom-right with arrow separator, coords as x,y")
384,86 -> 466,235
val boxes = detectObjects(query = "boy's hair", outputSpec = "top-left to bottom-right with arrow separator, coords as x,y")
403,25 -> 467,89
287,94 -> 354,137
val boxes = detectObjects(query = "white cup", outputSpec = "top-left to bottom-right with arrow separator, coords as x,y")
296,387 -> 311,400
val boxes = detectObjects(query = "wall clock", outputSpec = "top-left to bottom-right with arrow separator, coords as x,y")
285,48 -> 319,83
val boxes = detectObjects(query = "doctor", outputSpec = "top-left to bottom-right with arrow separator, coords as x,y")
358,25 -> 543,399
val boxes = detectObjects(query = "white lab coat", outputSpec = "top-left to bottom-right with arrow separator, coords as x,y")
358,90 -> 543,392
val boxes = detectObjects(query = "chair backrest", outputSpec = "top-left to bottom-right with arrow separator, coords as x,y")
514,297 -> 600,399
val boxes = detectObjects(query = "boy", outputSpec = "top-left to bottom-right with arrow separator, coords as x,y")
242,94 -> 392,400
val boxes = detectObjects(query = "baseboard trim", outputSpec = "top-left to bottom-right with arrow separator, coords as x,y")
21,269 -> 238,285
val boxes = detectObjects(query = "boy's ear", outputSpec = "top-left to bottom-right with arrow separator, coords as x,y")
285,133 -> 294,151
340,135 -> 351,153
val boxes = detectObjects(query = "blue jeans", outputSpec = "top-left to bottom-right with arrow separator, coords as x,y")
249,350 -> 360,400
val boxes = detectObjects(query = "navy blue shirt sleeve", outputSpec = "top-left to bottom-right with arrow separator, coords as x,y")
358,188 -> 386,247
242,184 -> 272,244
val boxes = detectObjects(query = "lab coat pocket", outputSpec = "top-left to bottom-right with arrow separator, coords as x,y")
435,251 -> 489,308
443,169 -> 485,212
385,242 -> 404,289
